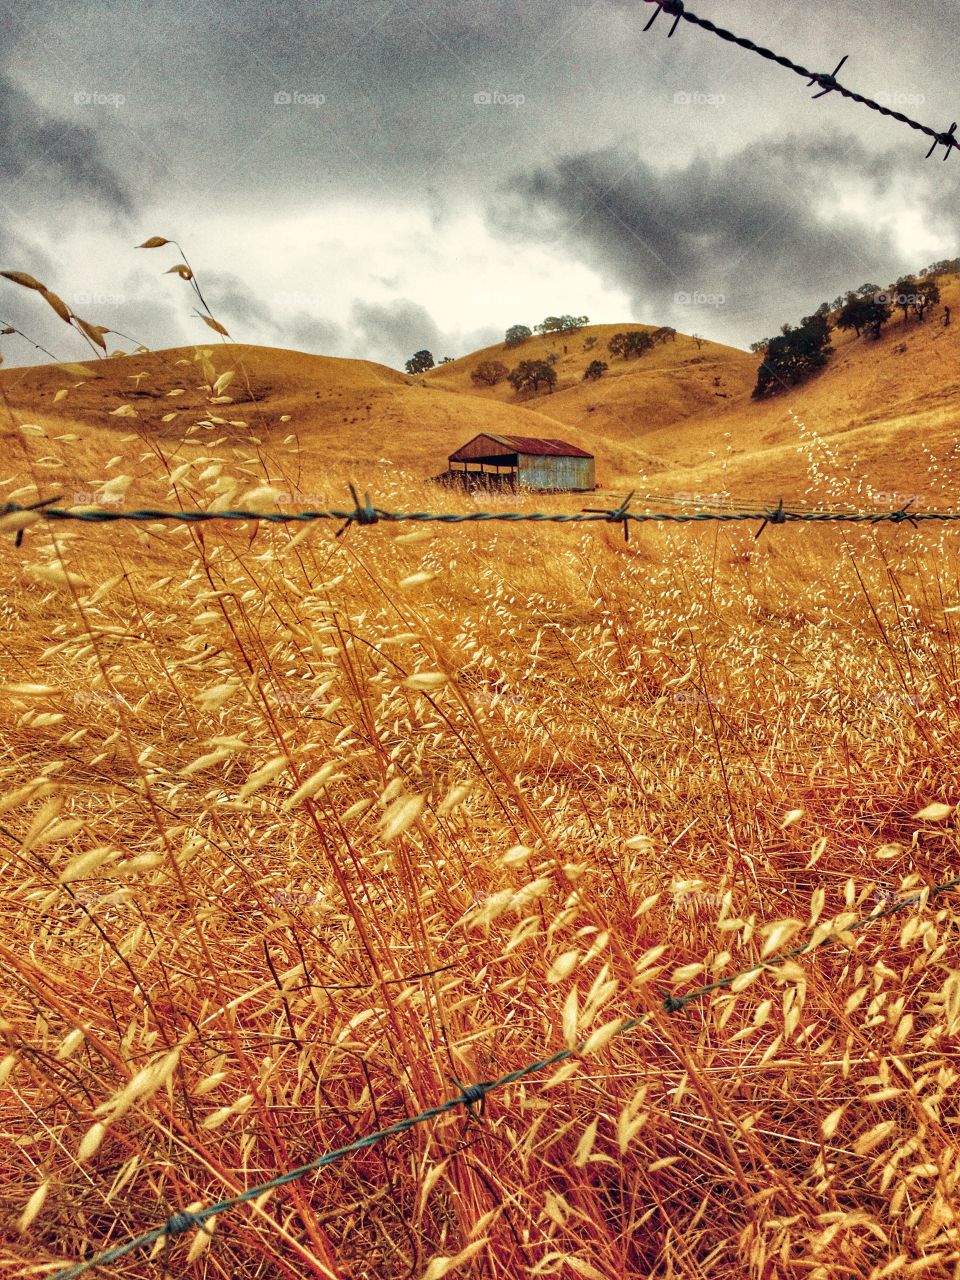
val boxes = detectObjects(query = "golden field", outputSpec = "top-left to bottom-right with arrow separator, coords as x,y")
1,279 -> 960,1279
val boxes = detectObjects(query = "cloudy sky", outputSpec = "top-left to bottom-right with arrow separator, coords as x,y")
2,0 -> 959,369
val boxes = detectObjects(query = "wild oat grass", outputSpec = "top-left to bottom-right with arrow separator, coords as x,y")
1,294 -> 960,1277
2,475 -> 959,1277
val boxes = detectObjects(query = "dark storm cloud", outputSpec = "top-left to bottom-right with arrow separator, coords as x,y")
488,130 -> 956,345
2,0 -> 959,366
0,67 -> 144,362
0,72 -> 134,214
285,314 -> 348,357
203,271 -> 277,330
352,298 -> 443,367
349,300 -> 499,368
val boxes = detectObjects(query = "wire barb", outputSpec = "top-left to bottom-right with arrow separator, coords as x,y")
638,0 -> 959,158
808,54 -> 849,99
165,1211 -> 205,1237
643,0 -> 684,37
336,483 -> 379,537
0,494 -> 64,547
887,499 -> 920,528
754,496 -> 785,540
581,490 -> 635,541
926,121 -> 958,160
451,1077 -> 489,1115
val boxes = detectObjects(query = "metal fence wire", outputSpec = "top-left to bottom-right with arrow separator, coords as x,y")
1,489 -> 957,547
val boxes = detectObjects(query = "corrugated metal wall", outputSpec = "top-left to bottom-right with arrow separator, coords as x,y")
518,454 -> 595,491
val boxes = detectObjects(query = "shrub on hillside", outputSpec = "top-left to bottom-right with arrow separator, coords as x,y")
921,257 -> 960,277
583,360 -> 608,381
507,359 -> 557,394
752,312 -> 833,398
608,330 -> 653,360
889,276 -> 940,323
836,293 -> 892,340
471,360 -> 509,387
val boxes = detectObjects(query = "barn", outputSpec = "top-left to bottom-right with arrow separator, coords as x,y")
441,433 -> 596,493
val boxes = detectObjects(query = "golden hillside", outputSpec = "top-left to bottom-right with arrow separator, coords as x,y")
2,273 -> 958,508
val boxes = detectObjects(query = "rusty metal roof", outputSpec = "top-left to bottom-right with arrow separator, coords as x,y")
448,433 -> 593,461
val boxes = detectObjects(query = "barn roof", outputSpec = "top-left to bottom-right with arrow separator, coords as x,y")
448,433 -> 593,461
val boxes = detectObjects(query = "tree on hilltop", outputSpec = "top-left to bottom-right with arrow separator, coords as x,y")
405,349 -> 434,374
534,314 -> 589,336
504,324 -> 532,348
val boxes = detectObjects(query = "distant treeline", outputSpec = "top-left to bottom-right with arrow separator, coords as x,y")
750,257 -> 957,399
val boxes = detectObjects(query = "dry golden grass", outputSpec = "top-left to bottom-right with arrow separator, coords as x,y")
2,279 -> 960,1278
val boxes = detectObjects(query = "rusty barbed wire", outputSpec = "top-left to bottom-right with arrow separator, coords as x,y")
0,489 -> 956,547
641,0 -> 959,160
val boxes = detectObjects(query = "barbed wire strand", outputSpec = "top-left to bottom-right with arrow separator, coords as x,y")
641,0 -> 959,159
48,867 -> 960,1279
1,490 -> 956,548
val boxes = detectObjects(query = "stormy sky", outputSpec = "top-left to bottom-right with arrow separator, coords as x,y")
2,0 -> 959,369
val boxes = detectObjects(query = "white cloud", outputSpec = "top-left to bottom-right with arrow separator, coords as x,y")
28,198 -> 634,364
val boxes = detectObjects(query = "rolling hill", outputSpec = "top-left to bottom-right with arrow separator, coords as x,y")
1,270 -> 958,510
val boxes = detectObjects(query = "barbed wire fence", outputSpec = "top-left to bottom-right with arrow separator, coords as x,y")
48,867 -> 960,1280
13,6 -> 960,1275
1,488 -> 958,549
641,0 -> 958,159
